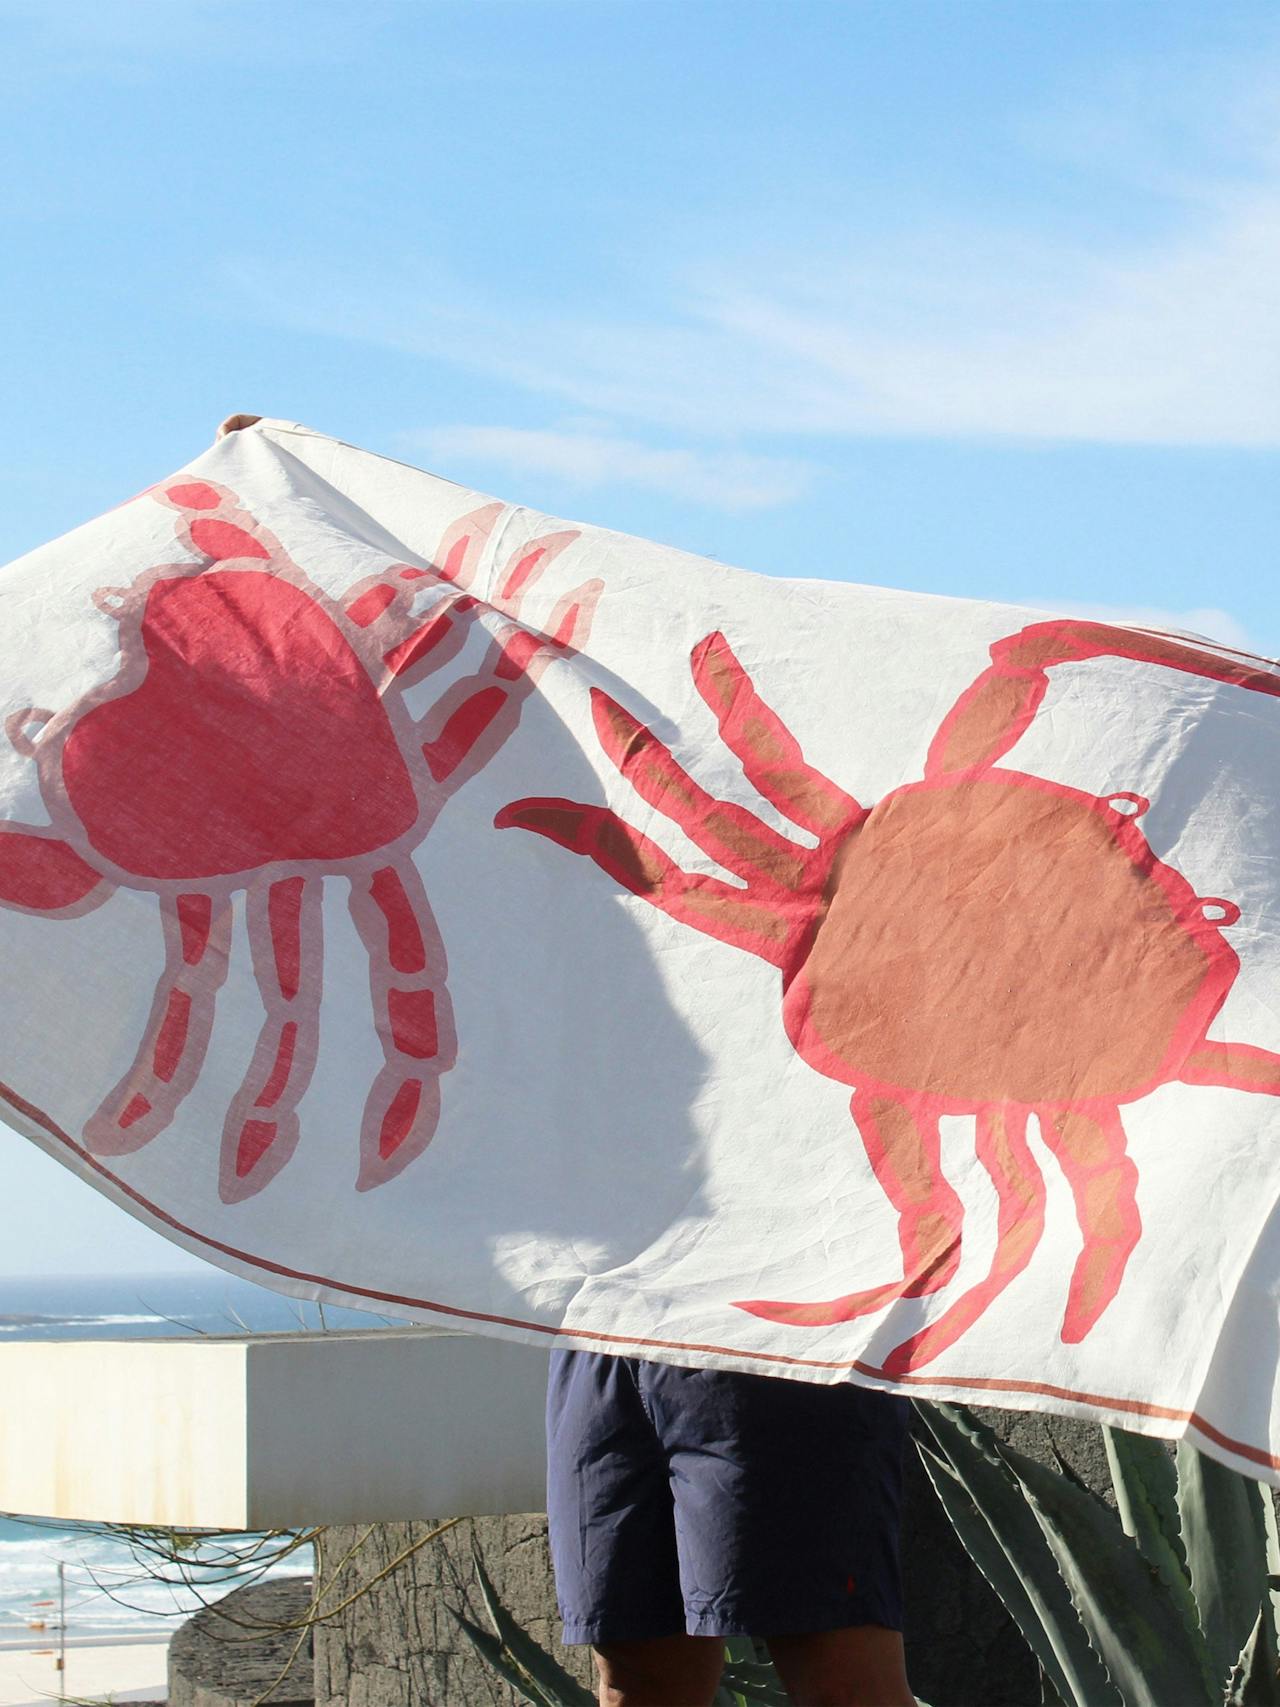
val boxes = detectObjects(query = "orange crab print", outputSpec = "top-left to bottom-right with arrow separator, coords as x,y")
500,620 -> 1280,1374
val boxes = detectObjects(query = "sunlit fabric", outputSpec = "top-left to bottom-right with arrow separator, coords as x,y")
4,420 -> 1279,1478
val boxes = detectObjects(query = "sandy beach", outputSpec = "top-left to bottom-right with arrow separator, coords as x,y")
0,1635 -> 168,1706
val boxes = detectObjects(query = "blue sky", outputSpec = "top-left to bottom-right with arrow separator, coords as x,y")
2,0 -> 1278,1274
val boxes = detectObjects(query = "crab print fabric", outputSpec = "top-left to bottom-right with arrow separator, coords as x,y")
4,420 -> 1280,1480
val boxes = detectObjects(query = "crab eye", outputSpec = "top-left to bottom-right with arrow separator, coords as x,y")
1107,793 -> 1149,817
92,587 -> 129,617
5,707 -> 54,756
1200,898 -> 1241,926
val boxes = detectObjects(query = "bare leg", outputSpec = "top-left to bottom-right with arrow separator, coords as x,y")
767,1626 -> 915,1707
592,1635 -> 724,1707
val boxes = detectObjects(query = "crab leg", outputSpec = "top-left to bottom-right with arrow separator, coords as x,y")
589,689 -> 811,889
1038,1105 -> 1140,1343
345,517 -> 594,696
691,632 -> 864,837
418,587 -> 598,799
83,892 -> 232,1155
927,618 -> 1280,778
492,530 -> 583,618
348,520 -> 598,792
422,501 -> 504,592
496,799 -> 794,965
879,1107 -> 1046,1376
413,522 -> 599,791
348,857 -> 457,1191
219,876 -> 324,1204
498,663 -> 840,959
342,502 -> 507,687
733,1096 -> 963,1325
1180,1039 -> 1280,1094
864,1096 -> 965,1296
353,585 -> 479,687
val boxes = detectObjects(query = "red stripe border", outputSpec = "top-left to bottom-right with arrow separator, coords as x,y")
5,1076 -> 1271,1471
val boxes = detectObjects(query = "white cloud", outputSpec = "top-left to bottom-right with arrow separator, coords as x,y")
708,195 -> 1280,445
228,169 -> 1280,447
403,425 -> 814,511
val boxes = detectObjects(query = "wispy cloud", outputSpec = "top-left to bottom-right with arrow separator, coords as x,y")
227,183 -> 1280,448
224,53 -> 1280,450
403,425 -> 814,511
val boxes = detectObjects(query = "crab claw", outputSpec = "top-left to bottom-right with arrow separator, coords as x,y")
0,827 -> 106,914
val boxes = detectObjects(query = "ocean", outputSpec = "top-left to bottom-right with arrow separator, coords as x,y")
0,1270 -> 394,1646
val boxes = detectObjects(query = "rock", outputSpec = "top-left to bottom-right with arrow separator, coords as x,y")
168,1576 -> 314,1707
312,1514 -> 594,1707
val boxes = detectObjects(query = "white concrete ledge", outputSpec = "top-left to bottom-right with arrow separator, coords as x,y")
0,1329 -> 550,1528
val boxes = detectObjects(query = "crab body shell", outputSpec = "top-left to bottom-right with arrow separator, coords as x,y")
786,771 -> 1237,1111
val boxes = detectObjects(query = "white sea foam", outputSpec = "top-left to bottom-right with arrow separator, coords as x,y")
0,1314 -> 167,1334
0,1530 -> 312,1638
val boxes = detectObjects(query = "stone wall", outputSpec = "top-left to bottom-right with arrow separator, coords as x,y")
311,1513 -> 595,1706
169,1576 -> 316,1706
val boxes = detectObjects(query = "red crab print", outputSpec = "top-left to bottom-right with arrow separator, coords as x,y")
499,620 -> 1280,1375
0,480 -> 599,1203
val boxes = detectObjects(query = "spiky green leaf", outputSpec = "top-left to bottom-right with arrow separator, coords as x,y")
719,1660 -> 790,1704
467,1552 -> 596,1707
1262,1500 -> 1280,1597
998,1433 -> 1215,1706
450,1607 -> 568,1707
914,1403 -> 1120,1707
1177,1439 -> 1271,1689
1039,1663 -> 1068,1706
1224,1601 -> 1280,1706
1104,1429 -> 1200,1635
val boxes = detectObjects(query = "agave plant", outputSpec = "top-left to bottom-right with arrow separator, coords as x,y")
915,1401 -> 1280,1706
451,1550 -> 793,1705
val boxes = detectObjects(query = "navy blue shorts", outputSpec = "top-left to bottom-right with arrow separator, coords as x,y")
545,1349 -> 911,1644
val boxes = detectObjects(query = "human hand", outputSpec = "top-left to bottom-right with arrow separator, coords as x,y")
216,414 -> 263,439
